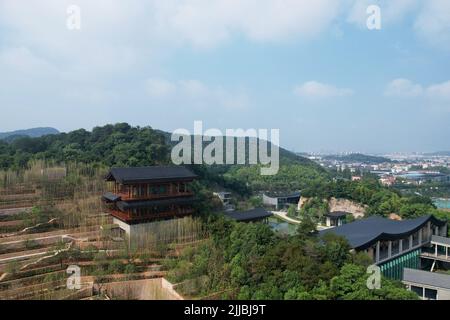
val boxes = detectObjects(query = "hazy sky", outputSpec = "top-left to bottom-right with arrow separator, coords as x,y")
0,0 -> 449,153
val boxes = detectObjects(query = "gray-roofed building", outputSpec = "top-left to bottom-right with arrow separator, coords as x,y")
262,191 -> 301,210
224,208 -> 272,223
320,215 -> 448,280
213,191 -> 234,211
420,235 -> 450,269
325,211 -> 348,227
403,268 -> 450,300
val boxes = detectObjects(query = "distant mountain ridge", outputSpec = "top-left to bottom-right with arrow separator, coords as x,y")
0,127 -> 59,140
323,153 -> 392,164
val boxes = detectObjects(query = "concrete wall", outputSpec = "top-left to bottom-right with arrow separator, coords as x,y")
262,194 -> 278,208
101,278 -> 183,300
438,288 -> 450,300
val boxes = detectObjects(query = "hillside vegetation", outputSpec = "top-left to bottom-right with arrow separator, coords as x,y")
0,123 -> 448,223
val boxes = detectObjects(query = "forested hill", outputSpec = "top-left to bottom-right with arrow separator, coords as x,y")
0,123 -> 322,172
0,127 -> 59,141
155,129 -> 320,167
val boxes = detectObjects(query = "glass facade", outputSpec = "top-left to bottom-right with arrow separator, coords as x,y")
379,249 -> 420,280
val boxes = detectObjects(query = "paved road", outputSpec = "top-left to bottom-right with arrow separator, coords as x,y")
271,211 -> 301,224
271,211 -> 334,231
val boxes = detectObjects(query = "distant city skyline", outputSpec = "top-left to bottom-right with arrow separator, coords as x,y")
1,1 -> 450,154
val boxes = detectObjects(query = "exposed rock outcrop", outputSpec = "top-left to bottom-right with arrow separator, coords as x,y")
328,198 -> 366,218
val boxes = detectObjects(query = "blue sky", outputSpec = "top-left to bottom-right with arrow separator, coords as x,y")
0,0 -> 449,153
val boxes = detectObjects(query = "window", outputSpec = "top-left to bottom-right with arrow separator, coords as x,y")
392,240 -> 400,255
424,288 -> 437,300
402,238 -> 410,251
412,232 -> 419,246
411,286 -> 423,297
140,185 -> 146,196
421,228 -> 428,243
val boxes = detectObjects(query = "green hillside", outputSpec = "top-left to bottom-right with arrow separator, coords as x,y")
0,123 -> 326,194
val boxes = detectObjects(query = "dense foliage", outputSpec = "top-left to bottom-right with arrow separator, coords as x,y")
300,177 -> 443,219
0,123 -> 169,169
165,217 -> 418,300
224,163 -> 329,192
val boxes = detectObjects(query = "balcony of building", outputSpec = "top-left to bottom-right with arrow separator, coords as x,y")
107,182 -> 193,201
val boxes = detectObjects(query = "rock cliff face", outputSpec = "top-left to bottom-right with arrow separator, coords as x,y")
298,197 -> 366,218
327,198 -> 366,218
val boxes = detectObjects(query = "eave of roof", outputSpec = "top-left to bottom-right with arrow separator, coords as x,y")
326,211 -> 348,217
319,215 -> 446,250
105,166 -> 197,184
102,192 -> 121,202
264,191 -> 301,199
225,208 -> 273,222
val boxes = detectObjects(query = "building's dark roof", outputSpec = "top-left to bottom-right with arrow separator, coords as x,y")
116,196 -> 195,210
326,211 -> 349,218
105,166 -> 197,184
102,192 -> 121,202
225,208 -> 272,222
319,215 -> 446,250
403,268 -> 450,290
264,191 -> 301,199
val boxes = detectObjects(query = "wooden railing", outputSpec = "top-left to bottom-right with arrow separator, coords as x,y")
110,209 -> 195,223
112,191 -> 193,201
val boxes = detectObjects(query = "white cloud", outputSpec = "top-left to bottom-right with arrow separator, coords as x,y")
293,81 -> 353,99
426,81 -> 450,100
384,78 -> 423,98
153,0 -> 342,48
144,78 -> 249,110
414,0 -> 450,50
385,78 -> 450,100
145,78 -> 177,98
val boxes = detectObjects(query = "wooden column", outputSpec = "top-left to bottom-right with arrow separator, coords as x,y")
427,222 -> 431,241
376,241 -> 380,263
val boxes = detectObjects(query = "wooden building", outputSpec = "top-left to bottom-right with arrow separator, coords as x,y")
102,166 -> 197,235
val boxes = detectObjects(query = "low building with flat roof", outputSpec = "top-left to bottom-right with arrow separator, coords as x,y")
403,268 -> 450,300
224,208 -> 272,223
325,211 -> 348,227
262,191 -> 301,210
